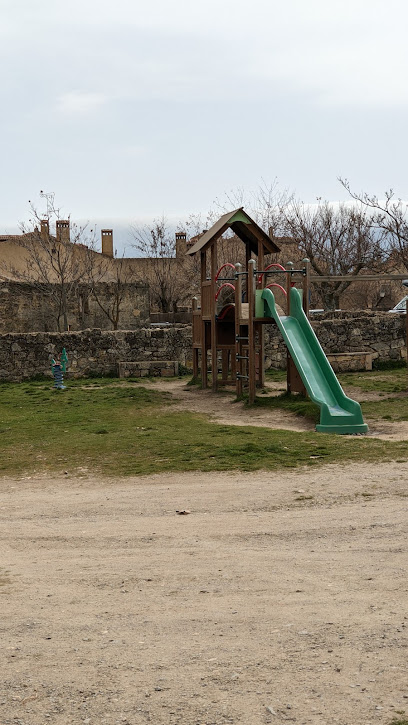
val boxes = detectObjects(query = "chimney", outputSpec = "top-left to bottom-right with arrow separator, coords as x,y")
40,219 -> 50,239
175,231 -> 187,259
101,229 -> 114,258
56,219 -> 70,243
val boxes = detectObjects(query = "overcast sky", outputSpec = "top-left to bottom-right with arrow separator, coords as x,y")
1,0 -> 408,253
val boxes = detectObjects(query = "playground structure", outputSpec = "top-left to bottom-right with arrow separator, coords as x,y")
187,208 -> 368,434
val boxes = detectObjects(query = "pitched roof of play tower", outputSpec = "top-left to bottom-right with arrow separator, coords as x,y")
186,207 -> 280,257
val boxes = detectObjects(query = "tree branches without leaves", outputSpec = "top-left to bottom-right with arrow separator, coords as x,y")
82,247 -> 135,330
130,217 -> 191,313
7,197 -> 95,331
281,199 -> 387,309
339,178 -> 408,271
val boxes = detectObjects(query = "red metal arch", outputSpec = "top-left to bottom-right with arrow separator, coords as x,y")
215,282 -> 235,300
266,282 -> 287,296
257,263 -> 286,284
215,263 -> 236,282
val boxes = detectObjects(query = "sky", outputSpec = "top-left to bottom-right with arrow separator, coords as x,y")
1,0 -> 408,255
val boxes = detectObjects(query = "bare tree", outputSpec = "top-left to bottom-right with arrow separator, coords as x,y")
178,181 -> 292,274
281,199 -> 387,309
213,178 -> 292,238
339,178 -> 408,271
129,216 -> 191,313
3,195 -> 95,331
82,246 -> 137,330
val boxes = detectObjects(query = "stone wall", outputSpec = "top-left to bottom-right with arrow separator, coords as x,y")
0,326 -> 192,382
0,312 -> 405,382
0,281 -> 150,333
264,311 -> 407,368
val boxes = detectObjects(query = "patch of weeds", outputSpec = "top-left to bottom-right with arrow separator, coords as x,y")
27,374 -> 51,383
295,495 -> 314,501
253,392 -> 320,424
88,369 -> 118,379
339,367 -> 407,394
362,398 -> 408,422
373,358 -> 406,371
265,369 -> 287,382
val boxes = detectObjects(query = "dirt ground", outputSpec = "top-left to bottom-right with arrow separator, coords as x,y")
1,459 -> 408,725
145,378 -> 408,442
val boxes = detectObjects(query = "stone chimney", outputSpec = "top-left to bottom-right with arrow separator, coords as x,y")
175,231 -> 187,259
40,219 -> 50,239
56,219 -> 70,243
101,229 -> 114,258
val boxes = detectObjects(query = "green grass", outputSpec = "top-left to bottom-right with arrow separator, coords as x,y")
0,379 -> 407,477
264,369 -> 287,383
260,368 -> 408,424
255,378 -> 408,424
253,392 -> 321,424
338,367 -> 407,394
254,387 -> 408,425
361,397 -> 408,421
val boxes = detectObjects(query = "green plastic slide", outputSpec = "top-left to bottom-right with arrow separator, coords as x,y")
257,287 -> 368,434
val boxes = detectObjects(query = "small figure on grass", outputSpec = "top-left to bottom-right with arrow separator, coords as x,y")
51,348 -> 68,389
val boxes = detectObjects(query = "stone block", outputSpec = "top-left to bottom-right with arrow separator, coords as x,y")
327,352 -> 378,372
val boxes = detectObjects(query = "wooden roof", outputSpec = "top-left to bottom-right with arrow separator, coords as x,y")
186,208 -> 280,257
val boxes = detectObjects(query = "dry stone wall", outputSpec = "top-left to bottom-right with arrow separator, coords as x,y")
0,326 -> 191,382
264,311 -> 407,368
0,312 -> 405,382
0,281 -> 150,333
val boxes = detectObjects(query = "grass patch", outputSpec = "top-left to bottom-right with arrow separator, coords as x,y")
253,392 -> 321,424
262,367 -> 407,394
338,367 -> 407,394
265,369 -> 287,383
0,379 -> 407,477
361,397 -> 408,421
373,358 -> 406,371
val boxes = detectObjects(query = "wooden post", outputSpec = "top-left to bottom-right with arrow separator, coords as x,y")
257,240 -> 264,285
257,241 -> 265,388
200,251 -> 208,388
248,259 -> 256,404
244,243 -> 251,300
286,261 -> 293,316
235,263 -> 243,398
211,241 -> 218,391
286,262 -> 293,393
302,258 -> 310,317
192,296 -> 199,379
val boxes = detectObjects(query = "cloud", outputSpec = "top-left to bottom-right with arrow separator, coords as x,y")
56,91 -> 108,116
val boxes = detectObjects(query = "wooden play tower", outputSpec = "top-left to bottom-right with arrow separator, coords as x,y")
187,208 -> 311,402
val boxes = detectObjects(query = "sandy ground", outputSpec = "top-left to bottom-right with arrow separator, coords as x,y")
1,461 -> 408,725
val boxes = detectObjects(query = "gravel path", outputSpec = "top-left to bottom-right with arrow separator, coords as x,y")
1,462 -> 408,724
